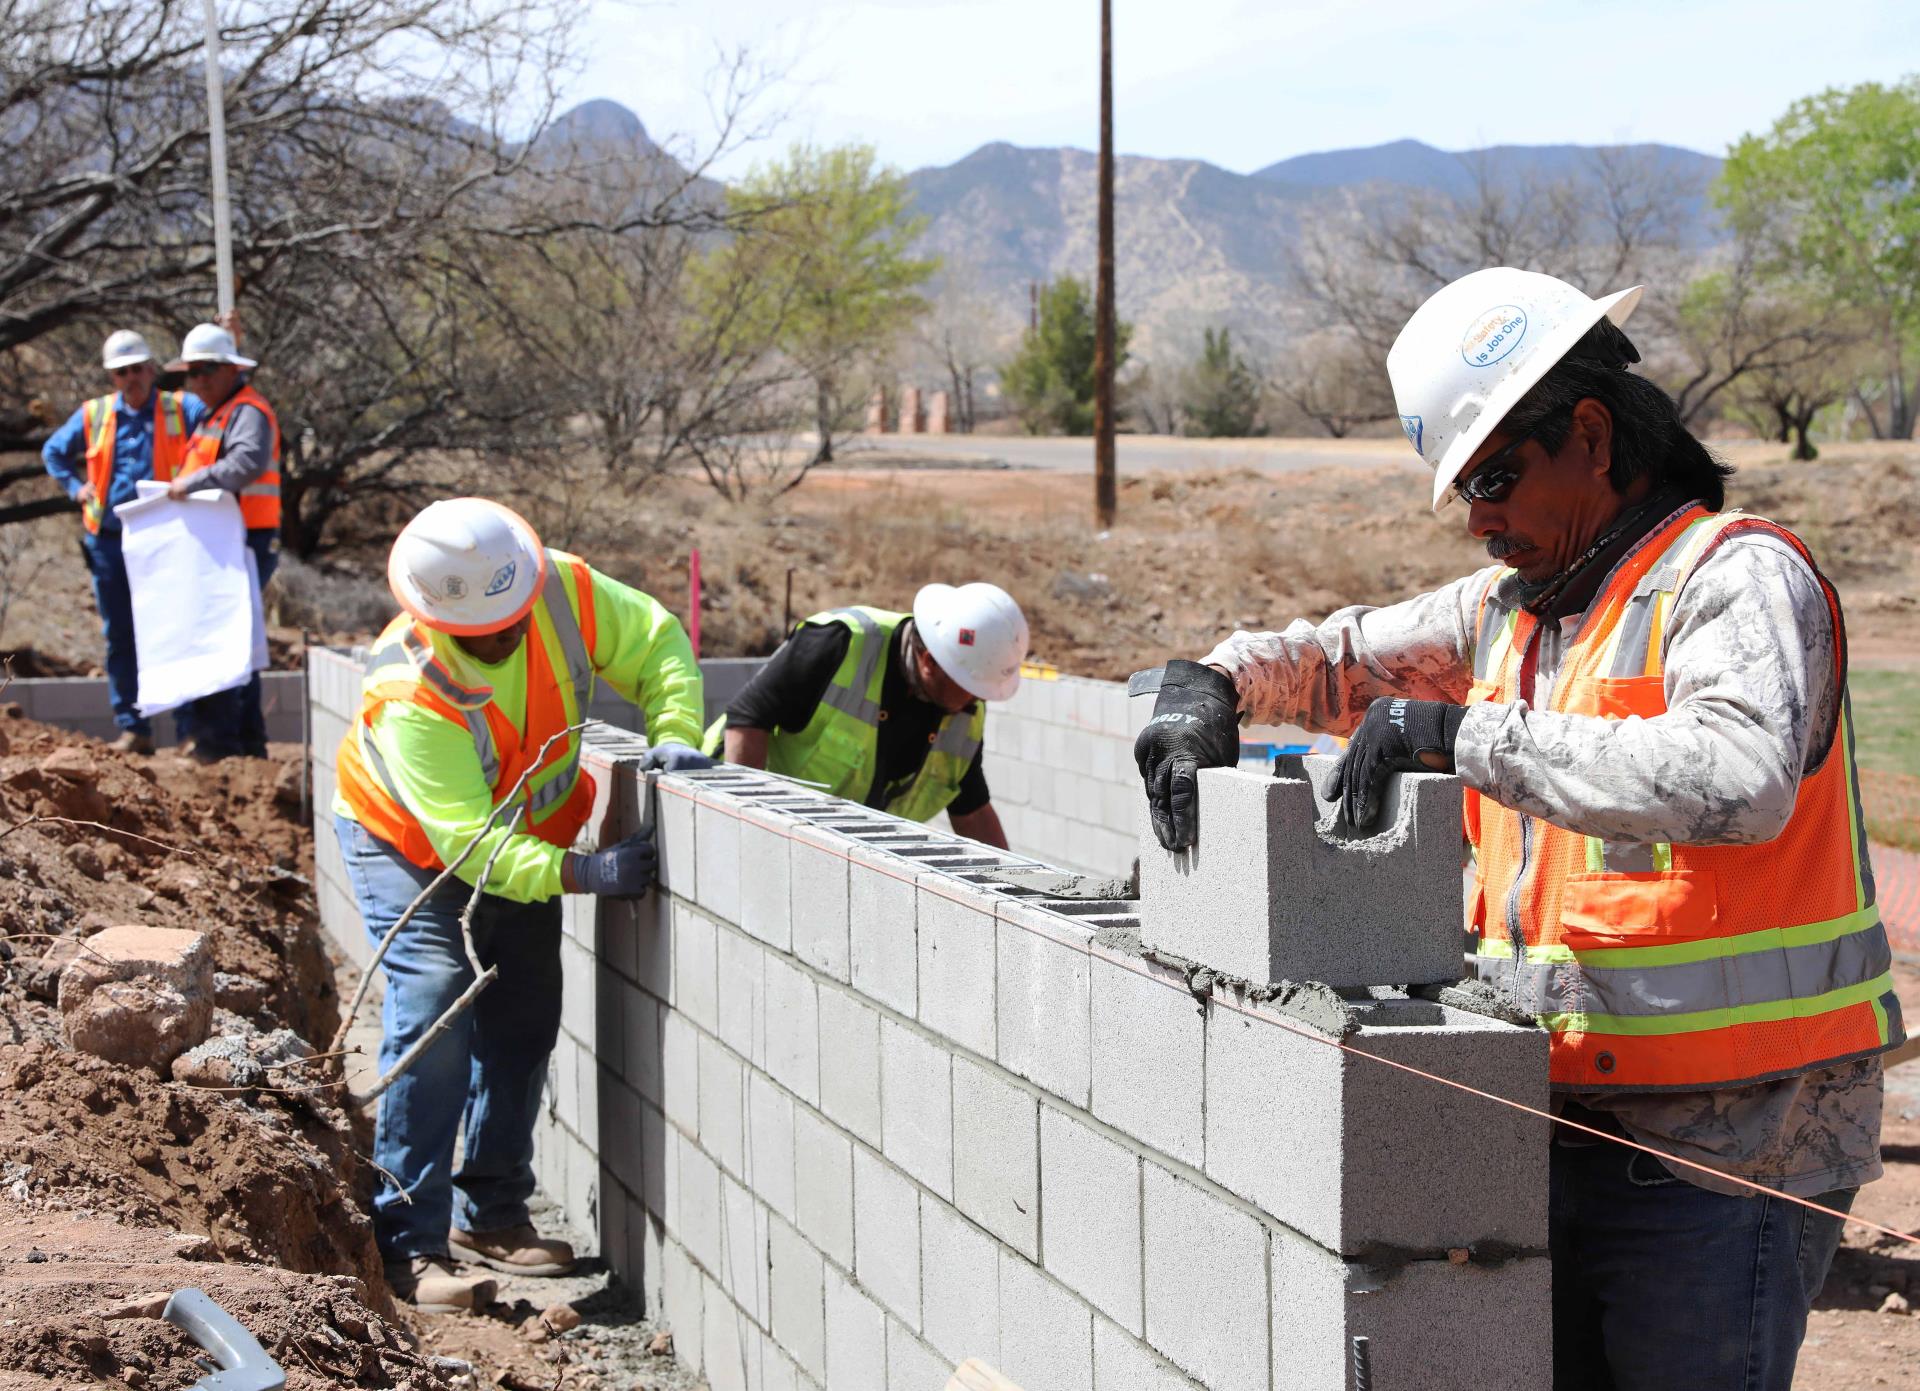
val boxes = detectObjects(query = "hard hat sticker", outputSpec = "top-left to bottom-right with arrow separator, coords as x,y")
484,561 -> 517,596
442,575 -> 468,599
958,628 -> 977,646
1460,305 -> 1528,368
1399,414 -> 1423,454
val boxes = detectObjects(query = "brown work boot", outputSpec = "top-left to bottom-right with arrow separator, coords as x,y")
384,1256 -> 496,1314
449,1223 -> 577,1277
108,731 -> 154,755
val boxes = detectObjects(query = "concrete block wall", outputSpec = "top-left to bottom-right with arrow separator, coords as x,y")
310,651 -> 1552,1389
4,671 -> 305,747
522,757 -> 1549,1390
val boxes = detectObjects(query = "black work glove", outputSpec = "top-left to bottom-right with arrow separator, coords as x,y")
566,830 -> 658,898
640,742 -> 713,772
1133,659 -> 1242,851
1330,696 -> 1466,830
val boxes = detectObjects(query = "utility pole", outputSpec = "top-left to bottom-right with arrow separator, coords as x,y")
199,0 -> 235,314
1092,0 -> 1116,530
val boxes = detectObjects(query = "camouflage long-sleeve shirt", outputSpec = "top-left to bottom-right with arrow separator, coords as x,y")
1199,527 -> 1883,1198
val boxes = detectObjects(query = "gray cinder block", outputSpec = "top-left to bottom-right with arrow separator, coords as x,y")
747,1070 -> 796,1222
716,928 -> 765,1067
1093,1317 -> 1203,1391
920,1194 -> 1001,1367
1040,1107 -> 1142,1335
1138,761 -> 1464,989
848,843 -> 918,1016
662,1238 -> 706,1376
1205,997 -> 1549,1256
916,880 -> 999,1058
740,803 -> 796,951
698,1033 -> 746,1177
768,1213 -> 825,1382
791,824 -> 852,983
794,1106 -> 854,1269
1141,1165 -> 1269,1391
661,1010 -> 700,1135
880,1018 -> 953,1199
994,900 -> 1094,1116
674,902 -> 720,1035
886,1320 -> 951,1391
852,1145 -> 922,1328
696,792 -> 744,923
1089,951 -> 1204,1168
763,955 -> 821,1106
951,1057 -> 1038,1259
1269,1223 -> 1551,1391
817,986 -> 882,1147
998,1252 -> 1095,1391
824,1264 -> 887,1389
657,775 -> 699,893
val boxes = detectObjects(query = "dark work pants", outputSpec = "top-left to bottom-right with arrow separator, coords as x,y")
1550,1124 -> 1854,1390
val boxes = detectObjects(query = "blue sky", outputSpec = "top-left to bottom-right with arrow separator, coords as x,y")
572,0 -> 1917,177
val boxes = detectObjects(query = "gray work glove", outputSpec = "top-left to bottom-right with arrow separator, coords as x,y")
566,830 -> 658,898
1133,659 -> 1241,851
640,742 -> 713,772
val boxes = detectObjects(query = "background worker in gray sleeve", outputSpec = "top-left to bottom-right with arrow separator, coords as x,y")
166,319 -> 285,760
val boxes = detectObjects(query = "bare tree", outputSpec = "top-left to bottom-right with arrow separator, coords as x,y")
1269,328 -> 1397,438
915,260 -> 1016,435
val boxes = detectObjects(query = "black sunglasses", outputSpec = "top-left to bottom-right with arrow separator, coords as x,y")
1453,407 -> 1572,504
183,361 -> 221,377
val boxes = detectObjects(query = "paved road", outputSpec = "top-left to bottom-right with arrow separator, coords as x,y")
839,432 -> 1423,475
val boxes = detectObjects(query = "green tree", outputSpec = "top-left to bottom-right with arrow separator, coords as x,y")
1001,276 -> 1132,434
701,143 -> 937,470
1716,77 -> 1920,439
1179,327 -> 1265,437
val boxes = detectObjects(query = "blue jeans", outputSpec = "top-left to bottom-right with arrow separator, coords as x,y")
1550,1121 -> 1855,1390
183,528 -> 279,755
334,813 -> 563,1261
79,528 -> 149,736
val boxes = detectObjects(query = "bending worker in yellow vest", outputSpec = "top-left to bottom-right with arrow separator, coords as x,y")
713,583 -> 1027,848
1135,268 -> 1902,1391
333,498 -> 708,1313
40,329 -> 208,753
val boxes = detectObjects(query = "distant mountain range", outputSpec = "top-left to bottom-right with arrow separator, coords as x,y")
539,101 -> 1725,359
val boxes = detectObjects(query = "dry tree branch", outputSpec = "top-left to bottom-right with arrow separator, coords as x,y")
327,719 -> 598,1057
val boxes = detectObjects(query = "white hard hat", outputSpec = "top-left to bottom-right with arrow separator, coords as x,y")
388,498 -> 546,635
912,582 -> 1028,702
101,330 -> 154,371
1386,267 -> 1643,512
166,322 -> 257,371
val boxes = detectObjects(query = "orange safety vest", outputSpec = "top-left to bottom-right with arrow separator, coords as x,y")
177,384 -> 282,530
1465,503 -> 1904,1091
78,391 -> 191,535
335,550 -> 601,873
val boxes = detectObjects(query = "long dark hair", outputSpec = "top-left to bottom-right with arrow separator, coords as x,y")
1499,318 -> 1734,511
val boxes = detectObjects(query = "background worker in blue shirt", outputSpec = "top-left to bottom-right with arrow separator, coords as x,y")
41,330 -> 209,753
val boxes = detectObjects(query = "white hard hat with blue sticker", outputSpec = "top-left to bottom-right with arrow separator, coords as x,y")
1386,267 -> 1642,512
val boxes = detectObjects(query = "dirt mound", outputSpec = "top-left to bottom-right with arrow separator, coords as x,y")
0,717 -> 328,1036
0,1206 -> 455,1391
0,715 -> 417,1387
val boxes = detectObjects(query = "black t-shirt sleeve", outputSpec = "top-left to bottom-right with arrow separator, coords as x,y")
725,623 -> 855,732
947,744 -> 991,818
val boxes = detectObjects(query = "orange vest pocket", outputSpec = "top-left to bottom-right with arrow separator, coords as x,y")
1559,870 -> 1719,948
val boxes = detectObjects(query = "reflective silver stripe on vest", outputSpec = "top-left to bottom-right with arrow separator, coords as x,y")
930,714 -> 980,764
818,607 -> 884,725
523,561 -> 595,816
241,482 -> 280,498
1472,600 -> 1516,681
1470,919 -> 1890,1020
369,631 -> 500,784
1595,841 -> 1659,873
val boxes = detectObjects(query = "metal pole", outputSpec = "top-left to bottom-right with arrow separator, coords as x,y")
1092,0 -> 1117,530
199,0 -> 236,314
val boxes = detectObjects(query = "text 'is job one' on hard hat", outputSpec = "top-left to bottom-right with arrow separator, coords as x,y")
388,498 -> 546,636
913,582 -> 1029,702
1386,266 -> 1642,512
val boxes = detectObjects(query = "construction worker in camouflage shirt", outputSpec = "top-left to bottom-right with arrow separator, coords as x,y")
1136,268 -> 1901,1391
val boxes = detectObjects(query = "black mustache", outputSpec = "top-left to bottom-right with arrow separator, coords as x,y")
1486,536 -> 1534,560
